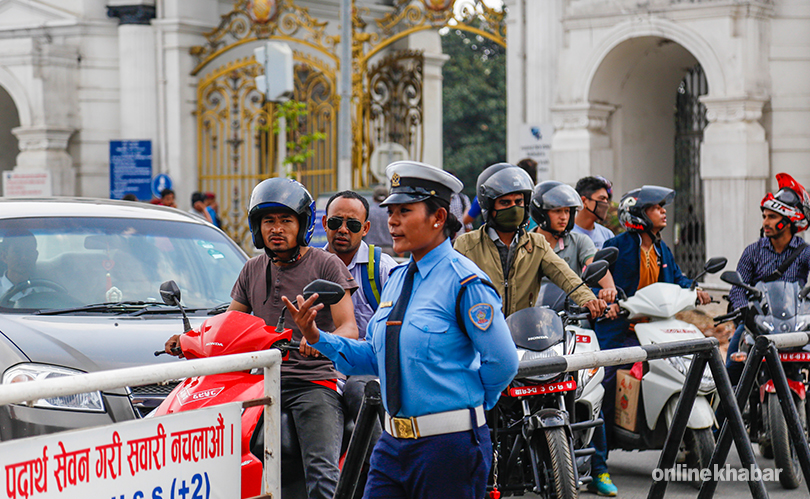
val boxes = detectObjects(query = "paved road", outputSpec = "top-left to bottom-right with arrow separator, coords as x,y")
523,444 -> 807,498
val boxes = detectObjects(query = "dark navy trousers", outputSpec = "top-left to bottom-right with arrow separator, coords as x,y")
363,426 -> 491,499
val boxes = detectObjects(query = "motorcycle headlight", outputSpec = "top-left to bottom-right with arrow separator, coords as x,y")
517,343 -> 565,383
3,364 -> 105,412
664,356 -> 715,393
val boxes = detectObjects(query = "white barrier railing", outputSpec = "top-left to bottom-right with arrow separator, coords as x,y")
0,349 -> 282,499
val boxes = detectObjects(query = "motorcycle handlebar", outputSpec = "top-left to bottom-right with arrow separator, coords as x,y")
713,310 -> 739,324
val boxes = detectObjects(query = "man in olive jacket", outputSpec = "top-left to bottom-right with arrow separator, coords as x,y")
454,163 -> 605,318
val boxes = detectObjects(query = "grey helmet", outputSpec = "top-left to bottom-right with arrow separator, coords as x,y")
530,181 -> 583,236
618,185 -> 675,233
476,163 -> 534,226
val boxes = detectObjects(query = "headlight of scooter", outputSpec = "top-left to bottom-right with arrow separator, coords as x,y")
3,364 -> 105,412
664,356 -> 715,393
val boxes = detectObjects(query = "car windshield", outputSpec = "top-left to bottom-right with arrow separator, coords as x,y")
0,217 -> 246,312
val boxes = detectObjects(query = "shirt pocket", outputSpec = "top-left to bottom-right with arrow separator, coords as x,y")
369,307 -> 393,353
403,315 -> 453,362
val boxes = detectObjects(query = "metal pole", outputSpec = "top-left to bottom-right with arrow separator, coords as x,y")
647,351 -> 708,498
698,339 -> 765,499
264,360 -> 282,498
706,346 -> 769,499
334,380 -> 383,499
763,343 -> 810,494
337,0 -> 353,190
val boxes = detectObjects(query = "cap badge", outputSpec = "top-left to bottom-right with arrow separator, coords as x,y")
391,173 -> 401,187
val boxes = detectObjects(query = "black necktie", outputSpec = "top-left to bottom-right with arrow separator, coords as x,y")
384,260 -> 418,416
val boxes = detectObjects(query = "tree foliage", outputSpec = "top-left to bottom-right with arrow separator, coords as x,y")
442,23 -> 506,197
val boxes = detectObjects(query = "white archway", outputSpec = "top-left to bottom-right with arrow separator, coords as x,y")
0,66 -> 31,127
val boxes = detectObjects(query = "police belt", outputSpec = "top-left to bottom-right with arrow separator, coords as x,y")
384,405 -> 485,439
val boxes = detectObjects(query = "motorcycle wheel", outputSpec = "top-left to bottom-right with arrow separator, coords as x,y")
769,392 -> 804,489
683,428 -> 714,490
539,427 -> 577,499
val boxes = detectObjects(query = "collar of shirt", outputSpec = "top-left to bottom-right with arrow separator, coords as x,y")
412,238 -> 453,280
487,225 -> 520,248
322,240 -> 369,272
758,235 -> 804,253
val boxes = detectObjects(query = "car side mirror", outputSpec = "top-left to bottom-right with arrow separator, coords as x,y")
581,260 -> 609,287
160,280 -> 182,306
592,247 -> 619,267
303,280 -> 345,306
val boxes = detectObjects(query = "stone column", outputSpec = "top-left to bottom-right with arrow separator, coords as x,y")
12,127 -> 75,195
550,102 -> 616,185
408,31 -> 449,169
700,96 -> 769,274
107,1 -> 158,153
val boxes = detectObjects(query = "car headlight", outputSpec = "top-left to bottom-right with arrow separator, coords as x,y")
3,364 -> 105,412
664,356 -> 715,393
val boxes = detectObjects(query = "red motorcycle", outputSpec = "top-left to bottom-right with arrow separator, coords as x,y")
152,280 -> 361,498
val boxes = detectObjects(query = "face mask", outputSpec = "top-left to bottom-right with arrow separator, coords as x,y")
588,199 -> 609,221
491,205 -> 525,232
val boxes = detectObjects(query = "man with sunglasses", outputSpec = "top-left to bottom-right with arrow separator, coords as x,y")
322,190 -> 397,495
574,176 -> 616,250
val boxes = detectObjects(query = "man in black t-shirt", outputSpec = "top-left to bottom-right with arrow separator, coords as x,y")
167,178 -> 358,499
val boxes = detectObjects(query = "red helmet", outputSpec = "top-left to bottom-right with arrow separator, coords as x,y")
761,173 -> 810,233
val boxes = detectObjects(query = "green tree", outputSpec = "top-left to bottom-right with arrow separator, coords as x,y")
442,23 -> 506,198
272,100 -> 326,180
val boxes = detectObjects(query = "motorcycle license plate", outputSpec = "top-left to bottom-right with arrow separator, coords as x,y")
778,352 -> 810,362
509,380 -> 577,397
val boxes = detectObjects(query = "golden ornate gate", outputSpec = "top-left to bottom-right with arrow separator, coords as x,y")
190,0 -> 505,248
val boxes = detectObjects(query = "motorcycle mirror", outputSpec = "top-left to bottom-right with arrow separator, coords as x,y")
720,271 -> 762,300
580,260 -> 609,287
592,247 -> 619,267
159,280 -> 192,333
160,280 -> 182,306
303,280 -> 345,306
704,257 -> 727,274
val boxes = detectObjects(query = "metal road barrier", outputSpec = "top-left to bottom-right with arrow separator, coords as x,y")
0,349 -> 283,499
700,331 -> 810,499
518,337 -> 770,499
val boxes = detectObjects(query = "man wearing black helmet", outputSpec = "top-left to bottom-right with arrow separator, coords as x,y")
165,178 -> 358,499
453,163 -> 606,318
725,173 -> 810,386
594,185 -> 710,494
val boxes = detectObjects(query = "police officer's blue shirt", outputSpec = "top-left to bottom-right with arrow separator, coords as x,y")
313,238 -> 519,417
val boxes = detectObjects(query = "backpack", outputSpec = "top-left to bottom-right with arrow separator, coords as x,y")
361,244 -> 383,310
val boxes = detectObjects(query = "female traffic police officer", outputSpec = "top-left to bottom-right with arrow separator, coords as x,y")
283,161 -> 519,498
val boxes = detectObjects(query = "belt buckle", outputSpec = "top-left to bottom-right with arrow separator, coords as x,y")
392,416 -> 417,439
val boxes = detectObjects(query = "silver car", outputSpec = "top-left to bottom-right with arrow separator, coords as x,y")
0,198 -> 248,440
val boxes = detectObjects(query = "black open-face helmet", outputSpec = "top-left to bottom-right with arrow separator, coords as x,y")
530,181 -> 583,237
247,177 -> 316,249
618,185 -> 675,233
476,163 -> 534,226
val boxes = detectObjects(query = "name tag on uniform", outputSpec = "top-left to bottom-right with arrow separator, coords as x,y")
380,301 -> 393,308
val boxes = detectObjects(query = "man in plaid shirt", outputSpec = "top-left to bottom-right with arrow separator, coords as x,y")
726,173 -> 810,385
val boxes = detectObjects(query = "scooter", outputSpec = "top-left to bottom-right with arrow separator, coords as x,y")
151,279 -> 361,499
716,272 -> 810,489
610,257 -> 727,486
489,259 -> 610,499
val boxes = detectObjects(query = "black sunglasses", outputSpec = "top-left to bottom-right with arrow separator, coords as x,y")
327,217 -> 363,233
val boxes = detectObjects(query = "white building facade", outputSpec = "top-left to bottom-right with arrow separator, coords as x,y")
506,0 -> 809,274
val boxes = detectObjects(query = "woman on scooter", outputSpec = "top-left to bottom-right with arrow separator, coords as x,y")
283,161 -> 519,499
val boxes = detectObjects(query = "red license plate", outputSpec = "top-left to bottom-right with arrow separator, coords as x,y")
576,335 -> 591,343
509,380 -> 577,397
779,352 -> 810,362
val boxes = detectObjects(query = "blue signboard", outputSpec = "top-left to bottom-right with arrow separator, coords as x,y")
152,173 -> 173,199
310,209 -> 328,248
109,140 -> 152,200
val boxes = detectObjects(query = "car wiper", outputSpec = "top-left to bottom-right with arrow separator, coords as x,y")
207,302 -> 231,315
34,301 -> 171,316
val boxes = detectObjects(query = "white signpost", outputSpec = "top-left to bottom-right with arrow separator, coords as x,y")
518,124 -> 554,182
2,171 -> 52,198
1,404 -> 241,499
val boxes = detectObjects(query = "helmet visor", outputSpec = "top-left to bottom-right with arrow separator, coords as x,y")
480,167 -> 534,200
533,183 -> 583,211
636,186 -> 676,208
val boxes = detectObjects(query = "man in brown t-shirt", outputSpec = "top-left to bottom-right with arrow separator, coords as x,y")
165,178 -> 358,499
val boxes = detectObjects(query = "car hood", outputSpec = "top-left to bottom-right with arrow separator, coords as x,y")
0,314 -> 206,374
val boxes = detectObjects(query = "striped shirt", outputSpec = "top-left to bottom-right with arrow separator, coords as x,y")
728,236 -> 810,310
